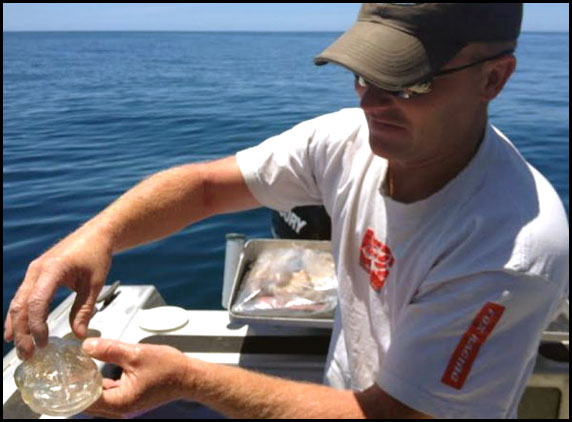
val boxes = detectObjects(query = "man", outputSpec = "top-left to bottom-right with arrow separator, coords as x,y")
5,4 -> 568,419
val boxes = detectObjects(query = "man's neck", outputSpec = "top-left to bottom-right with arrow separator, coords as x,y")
385,120 -> 487,203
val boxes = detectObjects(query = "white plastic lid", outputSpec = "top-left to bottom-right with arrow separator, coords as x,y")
137,306 -> 189,332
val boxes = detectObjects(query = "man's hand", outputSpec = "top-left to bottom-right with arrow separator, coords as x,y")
81,337 -> 433,419
82,338 -> 189,419
5,155 -> 259,362
5,225 -> 113,360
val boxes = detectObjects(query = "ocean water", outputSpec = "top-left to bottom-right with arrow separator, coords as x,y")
3,32 -> 569,356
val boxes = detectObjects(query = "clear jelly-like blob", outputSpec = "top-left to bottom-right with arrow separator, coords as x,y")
14,336 -> 103,417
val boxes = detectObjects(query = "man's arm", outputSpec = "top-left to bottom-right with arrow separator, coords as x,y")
92,155 -> 260,253
182,356 -> 433,419
4,155 -> 260,358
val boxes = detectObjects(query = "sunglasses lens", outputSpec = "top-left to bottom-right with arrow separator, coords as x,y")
354,74 -> 427,100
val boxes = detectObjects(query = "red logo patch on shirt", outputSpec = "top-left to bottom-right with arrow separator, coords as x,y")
359,228 -> 395,291
441,302 -> 505,390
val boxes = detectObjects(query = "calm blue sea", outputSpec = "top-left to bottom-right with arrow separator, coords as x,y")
3,32 -> 569,356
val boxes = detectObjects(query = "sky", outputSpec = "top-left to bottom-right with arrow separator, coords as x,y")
3,3 -> 569,33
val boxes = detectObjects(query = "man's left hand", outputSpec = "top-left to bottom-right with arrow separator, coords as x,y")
81,338 -> 190,418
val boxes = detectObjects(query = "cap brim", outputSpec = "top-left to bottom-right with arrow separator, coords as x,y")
314,21 -> 432,91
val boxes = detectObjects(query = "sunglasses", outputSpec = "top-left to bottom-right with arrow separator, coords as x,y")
354,49 -> 515,100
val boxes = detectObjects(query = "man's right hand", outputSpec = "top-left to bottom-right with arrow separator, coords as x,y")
4,225 -> 113,360
4,155 -> 259,361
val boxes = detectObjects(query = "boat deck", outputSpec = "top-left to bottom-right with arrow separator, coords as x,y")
3,284 -> 568,419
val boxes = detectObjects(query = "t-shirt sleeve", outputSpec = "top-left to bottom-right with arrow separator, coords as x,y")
235,108 -> 364,212
235,118 -> 324,212
377,270 -> 564,419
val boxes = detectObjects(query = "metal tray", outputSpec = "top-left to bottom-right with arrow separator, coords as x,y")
228,239 -> 336,329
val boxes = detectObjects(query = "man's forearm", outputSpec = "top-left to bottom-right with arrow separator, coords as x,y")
87,162 -> 209,253
182,357 -> 368,419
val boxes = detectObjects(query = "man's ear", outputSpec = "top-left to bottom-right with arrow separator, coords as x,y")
480,54 -> 516,101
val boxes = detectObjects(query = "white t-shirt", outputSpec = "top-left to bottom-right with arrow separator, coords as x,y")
235,108 -> 569,419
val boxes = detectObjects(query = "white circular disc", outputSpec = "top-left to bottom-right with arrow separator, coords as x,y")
137,306 -> 189,332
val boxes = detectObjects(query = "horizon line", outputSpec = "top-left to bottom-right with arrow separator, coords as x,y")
4,29 -> 569,34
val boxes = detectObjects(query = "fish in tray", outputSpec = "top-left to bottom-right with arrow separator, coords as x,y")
232,246 -> 338,317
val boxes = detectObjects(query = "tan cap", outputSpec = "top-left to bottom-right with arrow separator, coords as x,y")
314,3 -> 522,91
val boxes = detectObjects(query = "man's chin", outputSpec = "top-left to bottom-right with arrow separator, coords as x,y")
368,129 -> 410,159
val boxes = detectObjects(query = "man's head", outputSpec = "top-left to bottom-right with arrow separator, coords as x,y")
314,4 -> 522,165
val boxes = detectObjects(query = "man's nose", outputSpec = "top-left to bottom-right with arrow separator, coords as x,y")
358,83 -> 397,110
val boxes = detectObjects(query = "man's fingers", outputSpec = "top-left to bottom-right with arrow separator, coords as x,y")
102,378 -> 121,389
8,271 -> 38,359
4,307 -> 14,342
13,331 -> 35,361
70,285 -> 100,339
82,338 -> 137,368
87,379 -> 136,419
10,299 -> 32,360
28,273 -> 60,349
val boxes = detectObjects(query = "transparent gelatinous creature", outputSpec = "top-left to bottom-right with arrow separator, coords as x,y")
14,336 -> 103,417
